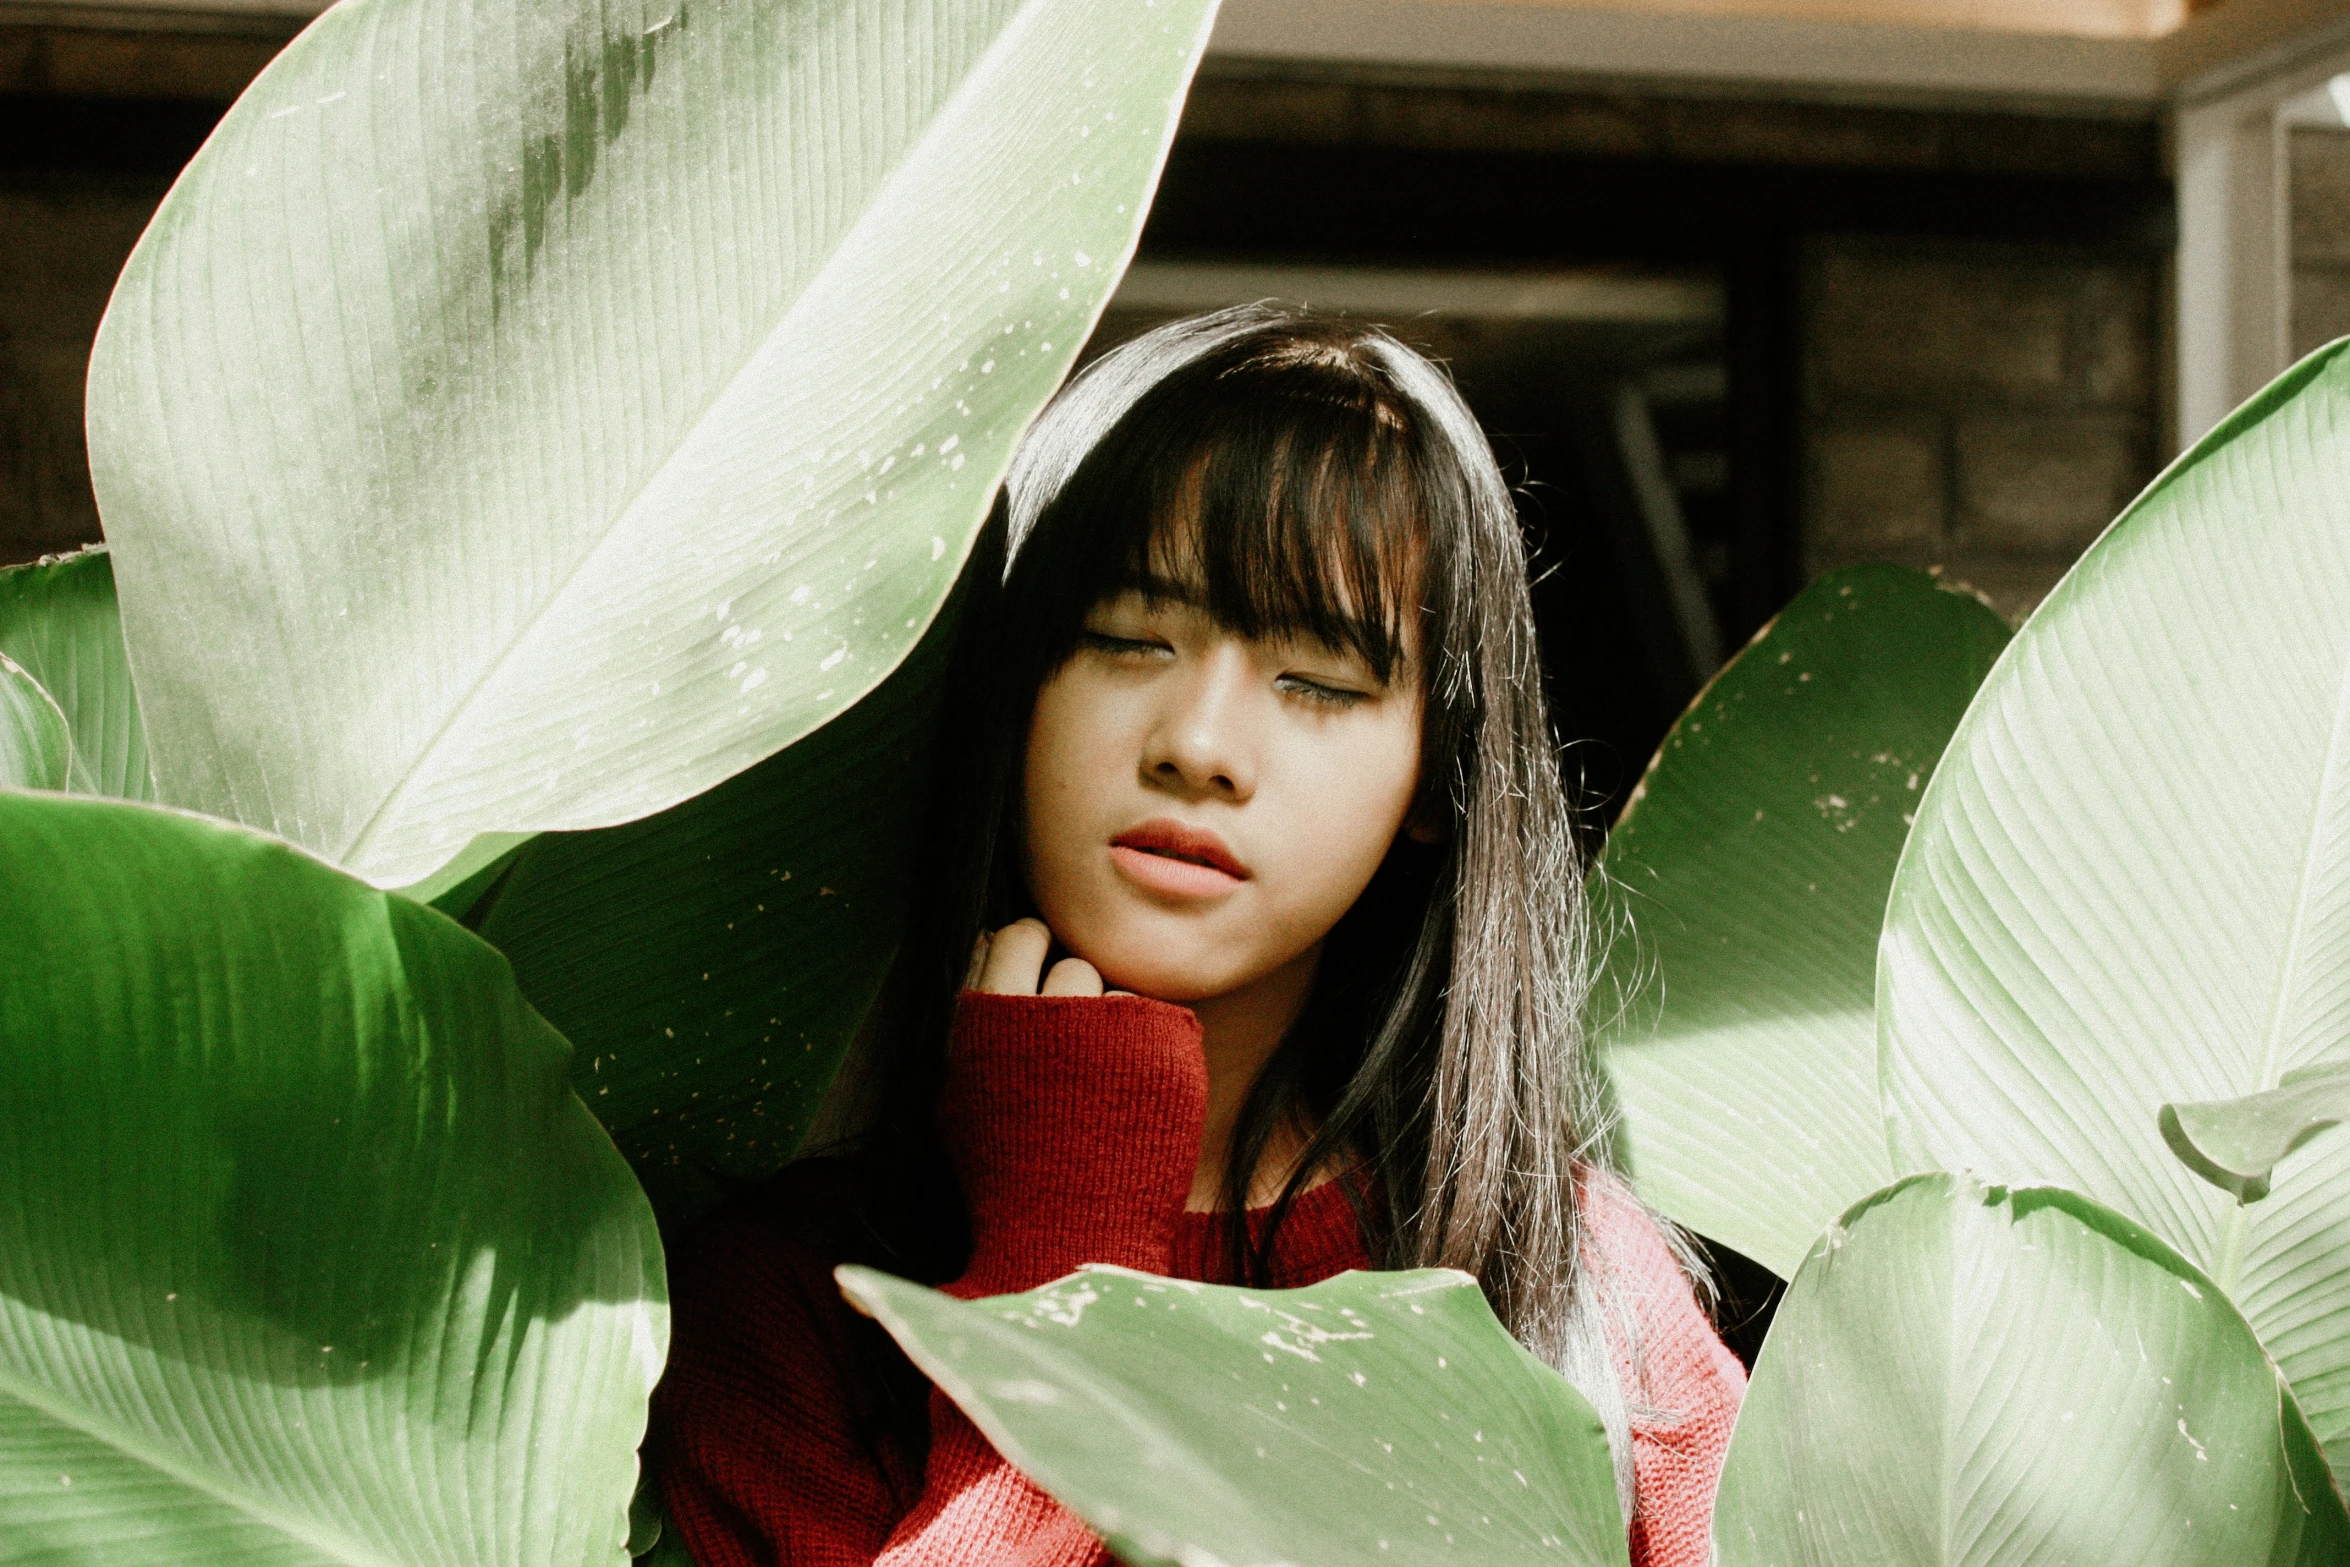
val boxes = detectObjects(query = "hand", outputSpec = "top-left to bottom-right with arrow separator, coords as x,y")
968,917 -> 1129,997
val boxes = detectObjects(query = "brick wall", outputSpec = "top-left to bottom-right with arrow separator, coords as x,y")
1180,63 -> 2160,183
1802,237 -> 2162,619
0,176 -> 167,565
2292,126 -> 2350,361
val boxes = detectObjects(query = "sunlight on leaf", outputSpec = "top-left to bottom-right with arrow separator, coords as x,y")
1879,340 -> 2350,1485
1593,563 -> 2009,1278
842,1264 -> 1628,1567
1716,1173 -> 2349,1567
0,791 -> 665,1564
90,0 -> 1219,889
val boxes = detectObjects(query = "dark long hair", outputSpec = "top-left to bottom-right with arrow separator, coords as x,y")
833,304 -> 1647,1502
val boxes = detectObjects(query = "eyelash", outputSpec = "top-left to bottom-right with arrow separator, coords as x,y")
1077,630 -> 1169,660
1277,674 -> 1366,709
1079,631 -> 1367,708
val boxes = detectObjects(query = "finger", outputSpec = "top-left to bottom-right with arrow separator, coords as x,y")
964,931 -> 992,989
976,918 -> 1052,995
1104,989 -> 1137,998
1040,957 -> 1104,997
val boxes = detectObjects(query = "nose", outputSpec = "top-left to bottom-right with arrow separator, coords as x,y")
1140,643 -> 1257,802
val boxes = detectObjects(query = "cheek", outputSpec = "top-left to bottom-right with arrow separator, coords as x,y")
1019,672 -> 1120,898
1270,714 -> 1424,921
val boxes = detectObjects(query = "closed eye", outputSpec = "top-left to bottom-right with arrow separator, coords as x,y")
1277,673 -> 1368,708
1078,629 -> 1172,660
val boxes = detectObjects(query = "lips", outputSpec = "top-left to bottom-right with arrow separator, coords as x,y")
1109,818 -> 1250,898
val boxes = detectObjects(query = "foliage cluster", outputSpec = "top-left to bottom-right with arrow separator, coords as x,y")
2,0 -> 2348,1562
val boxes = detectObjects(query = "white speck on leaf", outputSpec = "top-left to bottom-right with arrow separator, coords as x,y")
990,1380 -> 1063,1405
1026,1282 -> 1100,1327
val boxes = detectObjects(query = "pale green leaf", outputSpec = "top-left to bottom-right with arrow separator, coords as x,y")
0,654 -> 71,792
839,1264 -> 1629,1567
0,791 -> 666,1563
1879,340 -> 2350,1485
1593,564 -> 2009,1278
2162,1061 -> 2350,1205
1715,1173 -> 2350,1567
88,0 -> 1218,889
0,546 -> 150,799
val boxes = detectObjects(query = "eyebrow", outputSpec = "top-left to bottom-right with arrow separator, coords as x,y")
1119,568 -> 1207,609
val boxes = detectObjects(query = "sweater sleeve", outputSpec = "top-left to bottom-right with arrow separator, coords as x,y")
870,990 -> 1208,1567
932,991 -> 1208,1300
1581,1170 -> 1748,1567
660,991 -> 1206,1567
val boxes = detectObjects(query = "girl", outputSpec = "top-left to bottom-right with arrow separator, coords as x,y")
654,304 -> 1745,1567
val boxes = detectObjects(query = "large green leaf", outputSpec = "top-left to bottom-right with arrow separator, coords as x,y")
1879,340 -> 2350,1484
0,655 -> 70,792
0,791 -> 665,1563
475,599 -> 949,1214
840,1264 -> 1629,1567
1715,1173 -> 2349,1566
0,546 -> 150,799
88,0 -> 1218,890
1592,564 -> 2010,1278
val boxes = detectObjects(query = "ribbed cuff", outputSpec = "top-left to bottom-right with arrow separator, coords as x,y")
940,991 -> 1206,1300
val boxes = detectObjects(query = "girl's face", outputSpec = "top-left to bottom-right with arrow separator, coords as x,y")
1020,553 -> 1425,1003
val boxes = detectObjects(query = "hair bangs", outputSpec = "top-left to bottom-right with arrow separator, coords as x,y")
1152,375 -> 1423,685
1020,334 -> 1434,689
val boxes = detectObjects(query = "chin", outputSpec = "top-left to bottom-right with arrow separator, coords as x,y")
1092,958 -> 1228,1004
1075,926 -> 1240,1004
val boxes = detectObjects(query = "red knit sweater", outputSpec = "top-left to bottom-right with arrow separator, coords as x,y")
654,991 -> 1744,1567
